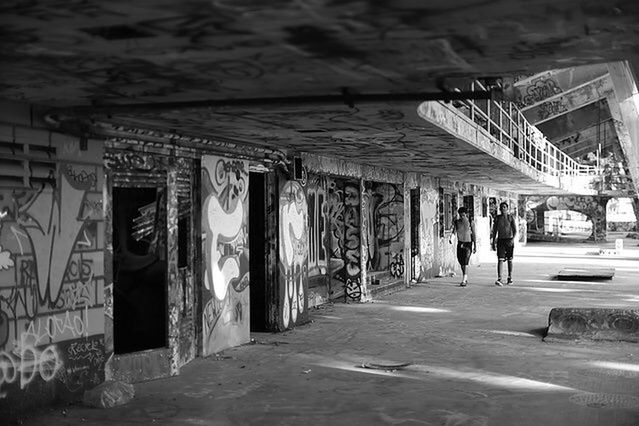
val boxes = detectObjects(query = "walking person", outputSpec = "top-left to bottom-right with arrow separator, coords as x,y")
491,202 -> 517,286
449,207 -> 476,286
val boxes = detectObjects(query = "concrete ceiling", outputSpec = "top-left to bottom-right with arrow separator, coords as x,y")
92,102 -> 572,193
2,1 -> 639,193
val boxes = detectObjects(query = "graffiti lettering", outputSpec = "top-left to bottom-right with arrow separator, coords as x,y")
519,77 -> 563,108
67,340 -> 104,366
64,165 -> 97,190
105,152 -> 156,171
54,278 -> 94,310
536,100 -> 568,121
389,253 -> 405,278
63,258 -> 93,283
25,308 -> 88,345
0,344 -> 62,390
0,265 -> 38,321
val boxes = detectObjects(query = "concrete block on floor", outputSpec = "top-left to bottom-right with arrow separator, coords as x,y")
545,308 -> 639,343
557,267 -> 614,280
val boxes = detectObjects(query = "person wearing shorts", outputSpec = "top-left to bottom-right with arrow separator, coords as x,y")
450,207 -> 476,286
490,202 -> 517,286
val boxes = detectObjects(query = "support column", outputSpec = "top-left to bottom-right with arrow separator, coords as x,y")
359,178 -> 370,301
403,178 -> 412,288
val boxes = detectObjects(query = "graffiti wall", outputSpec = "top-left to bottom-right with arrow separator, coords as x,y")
278,180 -> 309,329
366,182 -> 404,277
306,174 -> 329,307
0,133 -> 104,413
327,178 -> 361,301
201,155 -> 250,355
526,195 -> 609,241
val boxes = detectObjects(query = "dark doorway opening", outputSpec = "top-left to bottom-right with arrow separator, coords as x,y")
463,195 -> 474,221
113,187 -> 167,354
410,188 -> 420,280
249,172 -> 267,331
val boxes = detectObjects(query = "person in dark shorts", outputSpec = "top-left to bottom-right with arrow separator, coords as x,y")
490,202 -> 518,286
449,207 -> 476,286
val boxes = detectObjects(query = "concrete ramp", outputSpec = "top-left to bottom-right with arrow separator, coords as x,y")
546,308 -> 639,343
557,267 -> 614,280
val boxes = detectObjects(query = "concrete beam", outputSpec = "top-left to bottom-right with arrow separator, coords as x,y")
606,61 -> 639,197
536,100 -> 611,142
551,119 -> 616,157
522,75 -> 614,125
546,308 -> 639,343
506,64 -> 610,108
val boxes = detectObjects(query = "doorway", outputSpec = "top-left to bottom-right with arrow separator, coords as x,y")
249,172 -> 267,331
112,187 -> 167,354
410,188 -> 420,280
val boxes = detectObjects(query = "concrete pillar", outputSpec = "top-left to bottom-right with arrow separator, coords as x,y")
403,178 -> 412,287
359,177 -> 370,302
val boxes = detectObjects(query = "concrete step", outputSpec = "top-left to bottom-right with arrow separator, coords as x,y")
545,307 -> 639,343
368,279 -> 406,298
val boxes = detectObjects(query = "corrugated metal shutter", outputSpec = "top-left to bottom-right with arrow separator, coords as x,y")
0,138 -> 57,188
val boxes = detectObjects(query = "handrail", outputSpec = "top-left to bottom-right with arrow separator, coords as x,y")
451,81 -> 599,177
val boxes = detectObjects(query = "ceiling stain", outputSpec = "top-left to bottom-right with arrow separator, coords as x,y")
285,25 -> 366,60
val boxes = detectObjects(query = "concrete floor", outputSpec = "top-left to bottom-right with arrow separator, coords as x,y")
19,236 -> 639,425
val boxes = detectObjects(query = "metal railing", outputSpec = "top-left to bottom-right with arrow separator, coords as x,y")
451,81 -> 598,177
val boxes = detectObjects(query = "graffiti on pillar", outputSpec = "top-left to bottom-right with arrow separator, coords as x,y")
525,195 -> 608,241
327,178 -> 361,299
366,182 -> 404,275
279,180 -> 308,329
0,160 -> 105,402
307,174 -> 328,278
201,156 -> 250,355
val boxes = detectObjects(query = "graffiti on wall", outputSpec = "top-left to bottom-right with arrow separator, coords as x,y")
515,75 -> 563,108
327,178 -> 361,299
279,180 -> 308,329
525,195 -> 608,241
307,174 -> 328,278
367,183 -> 404,276
0,161 -> 105,402
201,156 -> 249,355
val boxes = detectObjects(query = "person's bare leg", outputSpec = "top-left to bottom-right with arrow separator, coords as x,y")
507,260 -> 513,284
496,260 -> 504,285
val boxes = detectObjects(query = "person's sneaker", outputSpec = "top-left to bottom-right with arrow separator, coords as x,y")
459,281 -> 467,287
494,279 -> 503,287
506,277 -> 513,285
